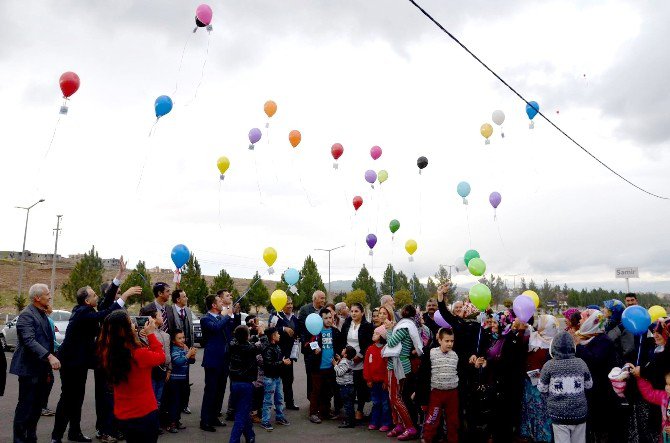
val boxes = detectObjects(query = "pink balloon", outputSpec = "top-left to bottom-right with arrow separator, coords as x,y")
196,4 -> 213,26
434,311 -> 451,329
370,145 -> 382,160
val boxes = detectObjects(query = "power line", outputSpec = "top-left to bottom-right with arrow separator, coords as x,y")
407,0 -> 669,200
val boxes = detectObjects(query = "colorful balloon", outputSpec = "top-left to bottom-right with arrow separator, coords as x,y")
492,110 -> 505,126
264,100 -> 277,118
59,72 -> 80,98
171,244 -> 190,269
271,289 -> 288,311
389,219 -> 400,234
365,170 -> 377,185
195,4 -> 213,27
467,258 -> 486,276
155,95 -> 173,118
289,130 -> 301,148
417,156 -> 428,172
622,305 -> 651,335
366,234 -> 377,250
457,181 -> 471,204
434,311 -> 451,329
352,196 -> 363,211
284,268 -> 300,286
513,295 -> 536,323
370,146 -> 382,160
378,170 -> 388,184
469,283 -> 491,311
217,156 -> 230,179
306,312 -> 324,335
489,192 -> 501,209
464,249 -> 480,266
331,143 -> 343,160
522,290 -> 540,308
526,101 -> 539,128
248,128 -> 262,147
405,239 -> 417,255
649,305 -> 667,323
263,247 -> 277,267
480,123 -> 493,144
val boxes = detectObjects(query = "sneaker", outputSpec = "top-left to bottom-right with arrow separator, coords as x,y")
276,418 -> 290,426
379,425 -> 391,432
260,422 -> 274,431
397,427 -> 418,441
368,424 -> 378,430
166,425 -> 178,434
387,425 -> 404,438
309,415 -> 322,424
176,422 -> 186,430
286,404 -> 300,411
100,435 -> 117,443
41,408 -> 56,416
182,407 -> 192,415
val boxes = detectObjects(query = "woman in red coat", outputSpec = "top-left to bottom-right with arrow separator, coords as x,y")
97,310 -> 165,443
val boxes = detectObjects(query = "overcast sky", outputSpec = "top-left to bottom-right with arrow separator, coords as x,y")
2,0 -> 669,293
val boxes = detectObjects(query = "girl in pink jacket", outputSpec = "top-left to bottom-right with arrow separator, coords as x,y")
635,369 -> 670,442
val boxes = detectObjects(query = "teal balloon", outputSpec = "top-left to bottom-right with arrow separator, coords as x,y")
306,313 -> 324,336
457,181 -> 471,198
464,249 -> 480,266
284,268 -> 300,286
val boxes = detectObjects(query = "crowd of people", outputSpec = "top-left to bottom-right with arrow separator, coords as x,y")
5,258 -> 670,443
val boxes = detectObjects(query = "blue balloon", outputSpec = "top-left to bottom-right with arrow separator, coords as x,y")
155,95 -> 173,118
526,101 -> 539,120
171,244 -> 190,269
621,305 -> 651,336
457,181 -> 471,198
305,313 -> 324,336
284,268 -> 300,286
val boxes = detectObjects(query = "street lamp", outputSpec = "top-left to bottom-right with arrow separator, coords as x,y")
16,199 -> 45,300
314,245 -> 345,301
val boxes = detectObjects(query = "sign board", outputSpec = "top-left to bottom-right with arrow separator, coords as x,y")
615,267 -> 639,279
546,300 -> 558,308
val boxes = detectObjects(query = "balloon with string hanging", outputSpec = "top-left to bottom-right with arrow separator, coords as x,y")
331,143 -> 343,169
417,156 -> 428,173
489,191 -> 501,219
263,247 -> 277,275
378,170 -> 388,185
264,100 -> 277,128
283,268 -> 300,294
526,101 -> 540,129
352,196 -> 363,212
194,4 -> 213,32
457,181 -> 471,205
248,128 -> 262,150
480,123 -> 493,145
389,219 -> 400,237
492,110 -> 505,137
59,72 -> 80,115
217,156 -> 230,181
289,130 -> 301,148
365,170 -> 377,189
366,234 -> 377,256
171,244 -> 190,283
405,239 -> 417,262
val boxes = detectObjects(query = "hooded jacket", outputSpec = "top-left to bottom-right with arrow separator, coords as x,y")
537,331 -> 593,425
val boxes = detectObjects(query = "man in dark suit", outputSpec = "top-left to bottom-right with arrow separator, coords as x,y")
11,283 -> 61,443
297,290 -> 326,398
139,282 -> 172,334
165,288 -> 194,414
270,296 -> 300,410
50,284 -> 140,443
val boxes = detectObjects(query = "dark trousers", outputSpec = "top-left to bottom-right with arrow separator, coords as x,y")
252,385 -> 263,413
14,374 -> 49,443
201,366 -> 227,425
41,370 -> 54,409
353,370 -> 369,413
309,368 -> 334,417
117,410 -> 159,443
229,382 -> 255,443
339,384 -> 355,423
280,362 -> 295,406
182,371 -> 190,410
94,367 -> 115,436
52,366 -> 88,439
305,363 -> 312,399
165,378 -> 187,424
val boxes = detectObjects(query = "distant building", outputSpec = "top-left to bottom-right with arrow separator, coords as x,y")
1,250 -> 120,269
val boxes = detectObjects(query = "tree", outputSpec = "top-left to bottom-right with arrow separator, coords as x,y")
393,289 -> 413,308
61,246 -> 105,303
426,277 -> 437,297
345,289 -> 368,308
119,261 -> 152,306
434,265 -> 457,303
14,293 -> 26,313
246,271 -> 270,314
396,271 -> 410,292
519,277 -> 528,293
352,265 -> 379,308
180,254 -> 209,314
295,256 -> 326,308
210,268 -> 246,312
410,274 -> 428,307
380,264 -> 397,295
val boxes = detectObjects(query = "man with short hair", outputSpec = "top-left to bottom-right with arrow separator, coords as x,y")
423,298 -> 440,336
217,289 -> 243,421
334,302 -> 349,326
270,296 -> 299,410
380,294 -> 401,321
11,284 -> 61,443
625,293 -> 638,307
298,291 -> 327,398
139,282 -> 172,332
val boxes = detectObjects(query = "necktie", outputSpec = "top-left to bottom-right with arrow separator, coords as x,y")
161,307 -> 169,332
179,308 -> 185,324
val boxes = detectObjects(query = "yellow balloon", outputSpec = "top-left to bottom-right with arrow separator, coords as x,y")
217,156 -> 230,175
522,290 -> 540,308
649,305 -> 667,323
378,170 -> 388,184
271,289 -> 288,311
405,239 -> 417,255
480,123 -> 493,139
263,247 -> 277,267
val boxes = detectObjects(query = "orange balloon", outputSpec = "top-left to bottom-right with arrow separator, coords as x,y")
289,130 -> 301,148
264,100 -> 277,118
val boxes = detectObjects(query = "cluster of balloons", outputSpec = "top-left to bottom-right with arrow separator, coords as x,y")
263,247 -> 277,274
480,110 -> 506,143
464,249 -> 486,277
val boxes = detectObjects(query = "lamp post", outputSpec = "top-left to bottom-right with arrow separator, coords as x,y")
16,199 -> 45,300
314,245 -> 345,301
50,215 -> 63,296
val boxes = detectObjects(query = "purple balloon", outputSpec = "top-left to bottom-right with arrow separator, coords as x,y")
366,233 -> 377,249
489,192 -> 501,209
365,169 -> 377,184
249,128 -> 262,144
512,295 -> 536,323
434,311 -> 451,329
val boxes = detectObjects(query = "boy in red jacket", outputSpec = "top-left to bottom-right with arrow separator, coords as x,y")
364,326 -> 392,432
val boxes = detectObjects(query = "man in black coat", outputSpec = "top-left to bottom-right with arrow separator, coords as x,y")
269,296 -> 299,409
11,283 -> 61,443
51,283 -> 140,443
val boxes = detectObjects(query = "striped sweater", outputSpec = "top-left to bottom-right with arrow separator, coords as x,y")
386,328 -> 414,374
429,348 -> 458,390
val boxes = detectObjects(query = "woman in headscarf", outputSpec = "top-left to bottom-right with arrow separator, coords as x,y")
604,299 -> 635,362
520,315 -> 559,443
575,309 -> 623,443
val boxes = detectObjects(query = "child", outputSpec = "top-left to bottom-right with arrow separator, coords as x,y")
147,310 -> 171,410
537,331 -> 593,443
251,353 -> 265,423
260,327 -> 291,431
421,328 -> 459,443
166,329 -> 196,433
364,326 -> 392,432
334,346 -> 357,428
634,367 -> 670,441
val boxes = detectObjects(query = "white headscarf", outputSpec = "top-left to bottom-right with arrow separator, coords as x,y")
529,314 -> 559,352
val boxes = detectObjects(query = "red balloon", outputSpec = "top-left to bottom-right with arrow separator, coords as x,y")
331,143 -> 343,160
352,196 -> 363,211
59,72 -> 80,98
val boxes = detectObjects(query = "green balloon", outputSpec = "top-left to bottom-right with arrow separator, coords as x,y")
468,257 -> 486,277
389,219 -> 400,234
464,249 -> 480,266
469,283 -> 491,310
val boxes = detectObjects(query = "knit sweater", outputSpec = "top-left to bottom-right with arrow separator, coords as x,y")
429,348 -> 459,390
169,345 -> 195,380
334,358 -> 354,386
537,331 -> 593,425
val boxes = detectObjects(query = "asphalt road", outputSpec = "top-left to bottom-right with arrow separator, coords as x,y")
1,350 -> 388,442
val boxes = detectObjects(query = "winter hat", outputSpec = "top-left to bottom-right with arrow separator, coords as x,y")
549,331 -> 576,360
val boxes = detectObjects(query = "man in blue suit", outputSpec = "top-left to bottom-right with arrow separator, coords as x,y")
11,283 -> 61,443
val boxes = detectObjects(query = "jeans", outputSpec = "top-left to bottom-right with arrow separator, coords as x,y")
14,374 -> 49,443
262,377 -> 285,424
117,410 -> 159,443
339,384 -> 355,423
151,378 -> 165,408
94,367 -> 115,436
52,365 -> 88,439
370,382 -> 392,428
229,382 -> 255,443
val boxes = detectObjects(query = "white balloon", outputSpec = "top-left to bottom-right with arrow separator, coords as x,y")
492,110 -> 505,126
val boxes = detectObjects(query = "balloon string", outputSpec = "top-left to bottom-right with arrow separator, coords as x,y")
476,324 -> 482,354
465,205 -> 472,248
186,33 -> 211,105
495,218 -> 505,249
218,179 -> 222,230
637,335 -> 642,366
173,33 -> 193,97
43,115 -> 62,158
252,149 -> 263,204
137,120 -> 159,191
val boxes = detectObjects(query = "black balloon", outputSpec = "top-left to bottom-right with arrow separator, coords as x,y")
417,156 -> 428,169
195,17 -> 206,27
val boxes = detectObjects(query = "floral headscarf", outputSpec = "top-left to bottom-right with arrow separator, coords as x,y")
414,312 -> 432,346
529,315 -> 559,351
603,299 -> 625,328
563,308 -> 580,321
489,310 -> 514,338
576,309 -> 606,345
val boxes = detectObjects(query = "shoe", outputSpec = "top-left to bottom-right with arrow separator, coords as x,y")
252,415 -> 262,424
100,435 -> 117,443
369,424 -> 378,430
309,415 -> 322,424
176,421 -> 186,430
213,419 -> 227,427
387,425 -> 404,438
166,425 -> 178,434
42,408 -> 56,416
327,412 -> 339,420
182,406 -> 192,415
355,411 -> 365,421
95,430 -> 102,440
286,404 -> 300,411
68,434 -> 93,442
338,421 -> 355,428
260,422 -> 274,431
379,425 -> 391,432
199,424 -> 216,432
276,418 -> 290,426
397,428 -> 418,441
114,432 -> 125,441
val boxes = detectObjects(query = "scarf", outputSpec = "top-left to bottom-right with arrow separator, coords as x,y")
576,309 -> 606,345
529,315 -> 559,352
383,318 -> 424,381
